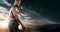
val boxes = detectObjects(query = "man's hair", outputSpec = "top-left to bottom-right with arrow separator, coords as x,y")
15,0 -> 20,1
14,0 -> 21,6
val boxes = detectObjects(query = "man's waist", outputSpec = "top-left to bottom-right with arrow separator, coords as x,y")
9,18 -> 15,20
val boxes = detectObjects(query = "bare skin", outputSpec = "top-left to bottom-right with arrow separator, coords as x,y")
9,0 -> 21,24
9,0 -> 25,32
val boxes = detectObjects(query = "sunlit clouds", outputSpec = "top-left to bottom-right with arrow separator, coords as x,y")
0,6 -> 9,29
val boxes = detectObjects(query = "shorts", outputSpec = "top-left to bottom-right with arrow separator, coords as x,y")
8,19 -> 20,32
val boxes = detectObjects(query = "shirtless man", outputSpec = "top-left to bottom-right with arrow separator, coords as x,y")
9,0 -> 21,32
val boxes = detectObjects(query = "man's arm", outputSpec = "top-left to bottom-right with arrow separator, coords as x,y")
11,6 -> 25,31
11,6 -> 22,24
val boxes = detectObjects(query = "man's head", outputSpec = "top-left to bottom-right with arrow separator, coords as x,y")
14,0 -> 21,7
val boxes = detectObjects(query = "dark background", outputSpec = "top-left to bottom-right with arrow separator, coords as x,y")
21,0 -> 57,22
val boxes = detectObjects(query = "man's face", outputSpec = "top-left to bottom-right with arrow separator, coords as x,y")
15,0 -> 21,6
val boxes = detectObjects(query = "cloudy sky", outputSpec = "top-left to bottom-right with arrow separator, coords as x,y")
0,0 -> 59,26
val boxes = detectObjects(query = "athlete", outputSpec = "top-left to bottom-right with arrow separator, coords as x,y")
8,0 -> 23,32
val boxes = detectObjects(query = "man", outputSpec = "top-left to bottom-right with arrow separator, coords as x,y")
8,0 -> 21,32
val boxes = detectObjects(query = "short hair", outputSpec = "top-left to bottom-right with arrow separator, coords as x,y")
15,0 -> 20,1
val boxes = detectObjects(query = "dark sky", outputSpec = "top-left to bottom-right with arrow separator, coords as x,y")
7,0 -> 60,23
21,0 -> 60,22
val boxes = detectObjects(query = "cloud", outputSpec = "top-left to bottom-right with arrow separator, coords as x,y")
2,0 -> 11,6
